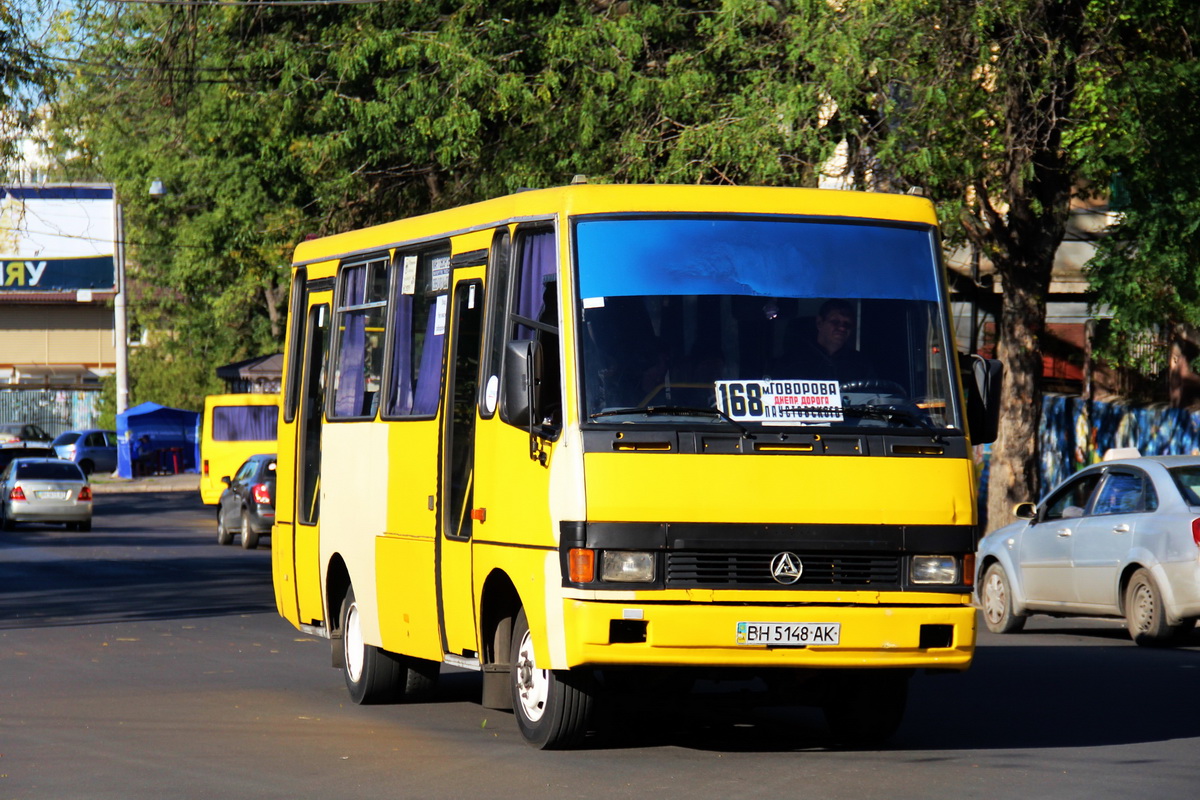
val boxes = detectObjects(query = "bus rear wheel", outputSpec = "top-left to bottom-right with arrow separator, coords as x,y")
510,608 -> 595,749
340,586 -> 438,704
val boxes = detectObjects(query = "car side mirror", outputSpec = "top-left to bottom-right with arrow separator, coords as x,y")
1013,501 -> 1036,520
962,354 -> 1002,445
221,476 -> 232,486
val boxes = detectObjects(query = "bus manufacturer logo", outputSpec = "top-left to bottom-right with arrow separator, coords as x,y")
770,552 -> 804,584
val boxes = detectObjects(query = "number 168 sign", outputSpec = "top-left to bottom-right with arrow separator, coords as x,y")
714,380 -> 844,425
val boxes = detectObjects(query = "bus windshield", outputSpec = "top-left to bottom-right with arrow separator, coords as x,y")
574,216 -> 960,432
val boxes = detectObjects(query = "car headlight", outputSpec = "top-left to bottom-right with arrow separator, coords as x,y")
910,555 -> 958,584
600,551 -> 655,583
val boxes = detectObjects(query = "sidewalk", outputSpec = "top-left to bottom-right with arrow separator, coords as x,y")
89,471 -> 201,494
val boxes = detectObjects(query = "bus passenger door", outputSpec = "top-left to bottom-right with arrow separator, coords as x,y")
294,300 -> 331,627
439,276 -> 484,659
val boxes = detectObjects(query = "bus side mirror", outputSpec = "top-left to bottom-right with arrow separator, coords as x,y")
501,338 -> 542,431
963,354 -> 1002,445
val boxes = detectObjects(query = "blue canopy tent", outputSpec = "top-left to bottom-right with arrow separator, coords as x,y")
116,402 -> 201,478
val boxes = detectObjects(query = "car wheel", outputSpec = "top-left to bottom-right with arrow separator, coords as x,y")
216,508 -> 233,545
1125,568 -> 1186,646
78,519 -> 91,532
79,459 -> 94,476
1,508 -> 13,531
980,563 -> 1026,634
240,509 -> 259,550
510,607 -> 596,749
339,586 -> 437,704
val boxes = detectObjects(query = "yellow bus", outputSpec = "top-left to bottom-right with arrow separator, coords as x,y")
199,393 -> 280,504
271,184 -> 1000,749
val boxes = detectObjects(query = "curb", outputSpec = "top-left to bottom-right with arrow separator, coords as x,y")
90,476 -> 201,494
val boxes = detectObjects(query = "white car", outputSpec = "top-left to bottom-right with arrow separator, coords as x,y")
976,455 -> 1200,646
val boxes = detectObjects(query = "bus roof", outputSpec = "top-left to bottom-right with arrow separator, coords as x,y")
290,184 -> 938,269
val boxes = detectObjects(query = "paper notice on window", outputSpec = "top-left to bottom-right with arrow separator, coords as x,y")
401,255 -> 418,295
434,294 -> 448,335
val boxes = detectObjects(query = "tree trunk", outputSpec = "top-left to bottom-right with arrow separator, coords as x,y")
986,261 -> 1050,531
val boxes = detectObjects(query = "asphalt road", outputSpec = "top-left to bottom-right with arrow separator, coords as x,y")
2,492 -> 1199,799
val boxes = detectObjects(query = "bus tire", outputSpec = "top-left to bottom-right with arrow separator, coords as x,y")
240,510 -> 259,550
509,608 -> 595,749
340,587 -> 438,704
822,670 -> 909,748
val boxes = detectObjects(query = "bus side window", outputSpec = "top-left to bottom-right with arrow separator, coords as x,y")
330,257 -> 389,419
500,228 -> 561,430
479,228 -> 511,419
383,248 -> 450,418
283,269 -> 307,424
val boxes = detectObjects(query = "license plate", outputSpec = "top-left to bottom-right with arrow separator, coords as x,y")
36,491 -> 68,500
736,621 -> 841,647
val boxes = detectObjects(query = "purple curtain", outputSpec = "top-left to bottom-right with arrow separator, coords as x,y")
386,293 -> 415,416
212,406 -> 278,441
412,305 -> 444,415
515,231 -> 556,337
334,266 -> 367,416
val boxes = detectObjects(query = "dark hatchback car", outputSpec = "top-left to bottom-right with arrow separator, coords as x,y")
0,445 -> 58,472
216,454 -> 276,550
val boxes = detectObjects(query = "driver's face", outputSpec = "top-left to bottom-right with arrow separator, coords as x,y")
816,310 -> 854,354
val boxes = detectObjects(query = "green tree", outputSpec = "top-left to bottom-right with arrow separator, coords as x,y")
50,1 -> 835,407
1,0 -> 56,169
807,0 -> 1199,528
1084,5 -> 1200,396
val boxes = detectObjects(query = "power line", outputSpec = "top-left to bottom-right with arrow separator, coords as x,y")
102,0 -> 390,6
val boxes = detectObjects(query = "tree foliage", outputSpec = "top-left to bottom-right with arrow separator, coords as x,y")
51,0 -> 840,409
801,0 -> 1200,527
46,1 -> 1200,524
1083,2 -> 1200,376
1,0 -> 56,168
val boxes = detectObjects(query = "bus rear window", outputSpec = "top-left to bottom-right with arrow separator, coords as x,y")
212,406 -> 278,441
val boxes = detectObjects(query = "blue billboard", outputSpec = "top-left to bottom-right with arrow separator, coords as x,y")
0,185 -> 117,292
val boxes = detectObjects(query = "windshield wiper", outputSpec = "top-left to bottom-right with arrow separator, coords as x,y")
844,404 -> 945,442
590,405 -> 754,438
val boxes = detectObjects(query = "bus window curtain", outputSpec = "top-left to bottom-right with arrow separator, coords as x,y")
514,231 -> 555,339
412,308 -> 443,415
212,406 -> 278,441
334,266 -> 367,416
386,293 -> 415,416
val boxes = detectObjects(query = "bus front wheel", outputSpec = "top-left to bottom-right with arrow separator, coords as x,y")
509,608 -> 595,749
340,586 -> 438,704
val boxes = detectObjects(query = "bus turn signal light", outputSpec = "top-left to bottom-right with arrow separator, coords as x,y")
569,548 -> 595,583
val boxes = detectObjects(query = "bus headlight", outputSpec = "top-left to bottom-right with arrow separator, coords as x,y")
601,551 -> 655,583
910,555 -> 958,584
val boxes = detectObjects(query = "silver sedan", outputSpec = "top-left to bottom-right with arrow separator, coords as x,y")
0,457 -> 93,532
976,454 -> 1200,646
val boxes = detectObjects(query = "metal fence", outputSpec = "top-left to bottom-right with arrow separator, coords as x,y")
0,389 -> 103,437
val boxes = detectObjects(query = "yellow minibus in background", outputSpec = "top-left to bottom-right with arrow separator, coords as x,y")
199,393 -> 279,504
271,184 -> 1001,749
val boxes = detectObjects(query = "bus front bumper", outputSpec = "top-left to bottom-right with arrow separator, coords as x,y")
562,598 -> 976,671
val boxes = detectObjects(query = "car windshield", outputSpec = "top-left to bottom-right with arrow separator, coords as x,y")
574,216 -> 960,432
15,461 -> 85,481
52,432 -> 81,447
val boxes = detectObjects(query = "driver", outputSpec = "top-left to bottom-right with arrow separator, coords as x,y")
779,299 -> 877,383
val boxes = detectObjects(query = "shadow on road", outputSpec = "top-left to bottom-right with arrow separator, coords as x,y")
0,492 -> 275,630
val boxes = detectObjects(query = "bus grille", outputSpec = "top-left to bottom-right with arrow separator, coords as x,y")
665,551 -> 902,588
